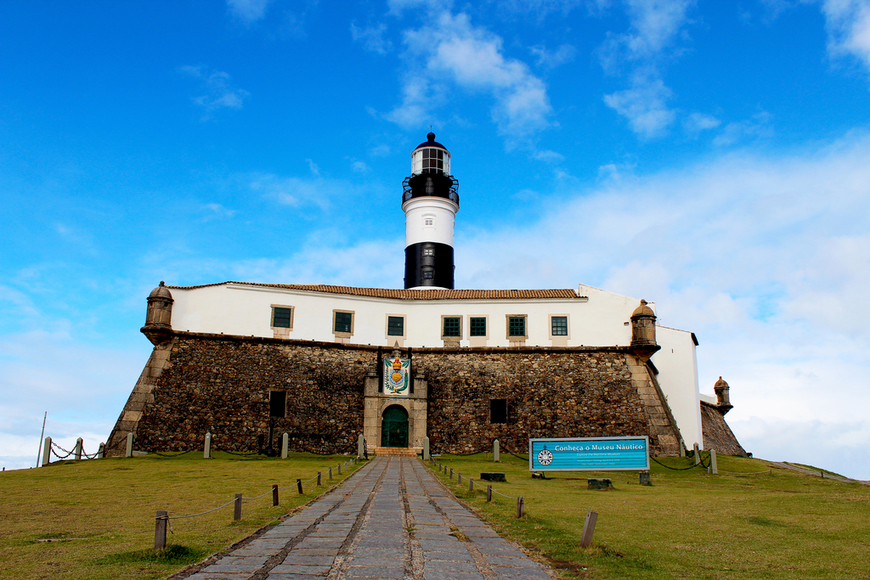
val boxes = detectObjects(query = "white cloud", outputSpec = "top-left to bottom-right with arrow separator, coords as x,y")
227,0 -> 271,24
822,0 -> 870,72
179,66 -> 250,119
351,22 -> 393,54
388,11 -> 552,141
598,0 -> 695,137
683,112 -> 721,134
713,111 -> 773,146
603,68 -> 675,137
530,43 -> 577,68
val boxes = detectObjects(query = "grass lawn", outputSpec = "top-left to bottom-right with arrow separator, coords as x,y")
0,452 -> 360,580
427,453 -> 870,579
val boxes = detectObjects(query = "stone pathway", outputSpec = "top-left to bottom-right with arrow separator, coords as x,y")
182,456 -> 553,580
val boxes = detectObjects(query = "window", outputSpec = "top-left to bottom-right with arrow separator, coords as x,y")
269,391 -> 286,418
490,399 -> 507,424
334,311 -> 353,335
423,271 -> 434,279
424,217 -> 434,226
387,316 -> 404,337
271,306 -> 293,329
422,148 -> 445,173
442,316 -> 461,338
551,316 -> 568,336
508,315 -> 526,338
470,317 -> 487,337
423,248 -> 434,256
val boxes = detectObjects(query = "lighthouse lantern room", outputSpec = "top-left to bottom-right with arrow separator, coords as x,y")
402,132 -> 460,289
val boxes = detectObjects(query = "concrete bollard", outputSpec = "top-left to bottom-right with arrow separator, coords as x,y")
297,478 -> 303,495
469,478 -> 474,492
358,434 -> 365,458
281,433 -> 289,459
580,511 -> 598,548
74,437 -> 83,461
328,467 -> 333,481
234,493 -> 242,521
204,432 -> 211,459
516,496 -> 524,518
423,436 -> 430,461
317,471 -> 322,486
710,449 -> 718,475
493,439 -> 500,463
98,442 -> 105,459
693,443 -> 700,465
272,484 -> 279,506
126,432 -> 134,458
458,473 -> 462,484
680,440 -> 686,457
338,463 -> 342,475
449,468 -> 453,479
487,485 -> 493,502
41,436 -> 52,467
155,510 -> 168,551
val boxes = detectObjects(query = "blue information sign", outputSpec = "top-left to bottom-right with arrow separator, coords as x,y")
529,436 -> 650,471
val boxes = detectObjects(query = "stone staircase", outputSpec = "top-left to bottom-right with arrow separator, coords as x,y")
373,447 -> 419,457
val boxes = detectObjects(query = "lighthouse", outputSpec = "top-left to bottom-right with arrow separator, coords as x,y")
402,132 -> 460,289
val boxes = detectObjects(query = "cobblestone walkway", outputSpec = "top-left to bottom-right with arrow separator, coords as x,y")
184,456 -> 552,580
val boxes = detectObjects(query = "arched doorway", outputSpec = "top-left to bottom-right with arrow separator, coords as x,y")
381,405 -> 409,448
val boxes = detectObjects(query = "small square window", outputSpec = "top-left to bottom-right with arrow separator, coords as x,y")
551,316 -> 568,336
423,271 -> 434,279
387,316 -> 404,336
491,399 -> 507,424
443,316 -> 461,337
424,218 -> 434,226
334,311 -> 353,334
508,316 -> 526,337
272,307 -> 292,328
270,391 -> 286,418
423,248 -> 434,256
470,317 -> 487,337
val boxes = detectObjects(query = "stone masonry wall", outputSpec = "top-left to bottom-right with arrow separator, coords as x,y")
110,332 -> 681,456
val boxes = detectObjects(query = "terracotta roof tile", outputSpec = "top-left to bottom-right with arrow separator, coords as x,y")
167,281 -> 581,301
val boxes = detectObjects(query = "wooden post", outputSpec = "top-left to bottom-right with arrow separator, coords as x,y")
487,485 -> 493,502
458,473 -> 462,484
41,436 -> 52,467
317,471 -> 322,486
296,478 -> 303,494
281,433 -> 289,459
328,467 -> 332,481
469,478 -> 473,492
203,432 -> 211,459
272,484 -> 279,506
234,493 -> 242,521
126,432 -> 134,458
337,463 -> 342,475
74,437 -> 83,461
693,443 -> 700,465
516,496 -> 524,518
493,439 -> 500,463
710,449 -> 718,475
580,511 -> 598,548
154,510 -> 168,551
449,468 -> 453,479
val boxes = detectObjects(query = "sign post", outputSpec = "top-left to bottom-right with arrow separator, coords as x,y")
529,436 -> 649,472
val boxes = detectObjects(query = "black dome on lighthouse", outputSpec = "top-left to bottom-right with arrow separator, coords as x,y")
415,132 -> 447,150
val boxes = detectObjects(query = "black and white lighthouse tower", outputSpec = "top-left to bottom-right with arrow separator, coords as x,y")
402,132 -> 460,289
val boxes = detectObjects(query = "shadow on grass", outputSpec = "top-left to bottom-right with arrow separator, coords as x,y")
93,545 -> 209,566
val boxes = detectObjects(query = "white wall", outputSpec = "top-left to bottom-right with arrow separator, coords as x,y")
653,326 -> 704,449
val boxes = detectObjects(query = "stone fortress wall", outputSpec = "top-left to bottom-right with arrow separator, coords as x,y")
107,332 -> 684,457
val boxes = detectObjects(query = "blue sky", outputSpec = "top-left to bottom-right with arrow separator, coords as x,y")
2,0 -> 869,479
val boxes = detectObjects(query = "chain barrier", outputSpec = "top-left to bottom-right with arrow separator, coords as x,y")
650,454 -> 709,470
147,449 -> 197,457
50,442 -> 75,460
499,444 -> 529,462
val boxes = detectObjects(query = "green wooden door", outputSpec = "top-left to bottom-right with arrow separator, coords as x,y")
381,406 -> 409,448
